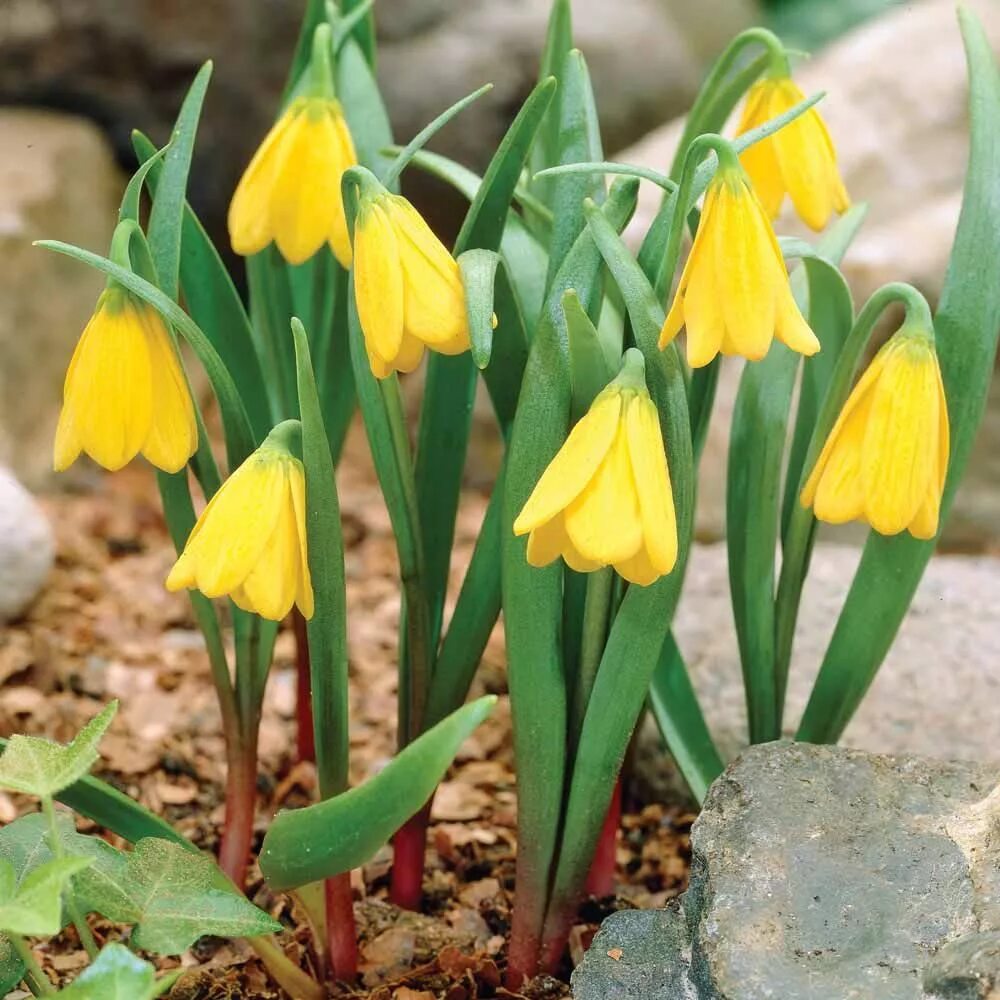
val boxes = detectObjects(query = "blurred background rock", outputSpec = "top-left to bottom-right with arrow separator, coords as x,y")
0,0 -> 996,551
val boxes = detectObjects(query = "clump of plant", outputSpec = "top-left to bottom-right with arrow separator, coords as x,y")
23,0 -> 1000,992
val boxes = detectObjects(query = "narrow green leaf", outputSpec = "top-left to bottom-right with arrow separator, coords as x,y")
340,0 -> 376,68
458,249 -> 500,369
118,143 -> 169,226
146,61 -> 212,301
482,264 -> 530,430
798,7 -> 1000,743
649,635 -> 724,804
541,198 -> 694,947
338,37 -> 396,188
545,49 -> 604,285
292,319 -> 350,800
56,943 -> 180,1000
123,839 -> 280,954
563,289 -> 614,421
282,0 -> 328,104
382,83 -> 493,189
261,697 -> 497,890
0,703 -> 116,799
133,130 -> 273,440
502,178 -> 639,960
36,241 -> 257,469
529,0 -> 573,209
0,856 -> 91,937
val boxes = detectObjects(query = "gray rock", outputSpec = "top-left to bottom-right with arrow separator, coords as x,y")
0,107 -> 122,489
0,467 -> 54,620
637,544 -> 1000,802
574,744 -> 1000,1000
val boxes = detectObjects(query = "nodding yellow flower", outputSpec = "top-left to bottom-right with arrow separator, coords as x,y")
514,349 -> 677,586
166,423 -> 313,621
54,285 -> 197,474
736,75 -> 850,231
353,185 -> 470,378
801,326 -> 950,540
228,96 -> 357,267
660,161 -> 820,367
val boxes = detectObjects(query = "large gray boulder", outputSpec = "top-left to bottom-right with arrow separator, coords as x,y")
0,467 -> 54,621
574,743 -> 1000,999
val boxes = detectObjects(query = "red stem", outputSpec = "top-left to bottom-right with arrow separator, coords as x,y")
584,778 -> 621,898
218,733 -> 259,887
325,872 -> 358,982
292,610 -> 316,763
506,882 -> 545,989
389,804 -> 430,910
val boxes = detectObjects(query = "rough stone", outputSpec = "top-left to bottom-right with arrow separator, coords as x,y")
0,107 -> 122,488
635,543 -> 1000,802
618,0 -> 1000,550
574,744 -> 1000,1000
0,0 -> 756,243
0,467 -> 54,621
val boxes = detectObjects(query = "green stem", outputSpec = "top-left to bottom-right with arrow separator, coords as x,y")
775,283 -> 933,719
8,934 -> 52,996
249,935 -> 325,1000
571,568 -> 614,753
41,797 -> 98,959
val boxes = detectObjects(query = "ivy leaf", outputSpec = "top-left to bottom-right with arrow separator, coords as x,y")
115,839 -> 279,954
56,943 -> 180,999
0,855 -> 92,936
0,702 -> 117,799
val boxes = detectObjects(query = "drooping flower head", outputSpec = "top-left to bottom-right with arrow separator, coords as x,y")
514,349 -> 677,586
54,284 -> 197,474
801,322 -> 950,540
167,421 -> 314,621
351,173 -> 470,378
736,72 -> 850,231
660,147 -> 820,368
229,26 -> 357,267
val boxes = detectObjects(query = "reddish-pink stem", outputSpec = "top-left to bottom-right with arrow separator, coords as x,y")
584,778 -> 621,898
325,873 -> 358,982
218,735 -> 258,887
506,882 -> 545,989
389,805 -> 430,910
292,610 -> 315,763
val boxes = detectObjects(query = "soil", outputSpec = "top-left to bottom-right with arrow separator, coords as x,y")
0,424 -> 694,999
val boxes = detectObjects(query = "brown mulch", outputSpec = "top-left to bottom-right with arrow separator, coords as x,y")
0,423 -> 693,998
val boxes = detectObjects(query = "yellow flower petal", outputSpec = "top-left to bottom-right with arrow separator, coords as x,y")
564,419 -> 643,565
228,103 -> 300,257
681,189 -> 726,368
934,360 -> 951,495
139,308 -> 198,474
514,391 -> 621,535
239,486 -> 300,621
811,386 -> 873,526
288,459 -> 315,619
525,515 -> 567,568
614,545 -> 661,587
355,200 -> 405,375
625,394 -> 677,576
862,341 -> 938,535
327,105 -> 358,268
736,83 -> 786,219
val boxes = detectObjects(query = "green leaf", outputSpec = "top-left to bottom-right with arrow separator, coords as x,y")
109,839 -> 280,954
132,130 -> 273,441
0,702 -> 117,799
0,935 -> 24,995
292,320 -> 350,801
56,943 -> 180,999
260,697 -> 496,890
0,856 -> 91,937
649,635 -> 724,805
563,289 -> 614,422
146,61 -> 212,301
458,249 -> 501,369
338,37 -> 395,188
36,241 -> 257,470
482,264 -> 530,430
798,11 -> 1000,742
529,0 -> 573,209
541,197 -> 694,948
501,178 -> 639,961
545,48 -> 604,286
283,0 -> 328,104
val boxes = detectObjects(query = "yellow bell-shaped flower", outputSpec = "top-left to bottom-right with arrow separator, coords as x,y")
166,422 -> 314,621
514,350 -> 677,586
54,285 -> 197,474
229,95 -> 357,267
801,325 -> 950,540
660,158 -> 820,367
353,184 -> 471,378
736,75 -> 850,232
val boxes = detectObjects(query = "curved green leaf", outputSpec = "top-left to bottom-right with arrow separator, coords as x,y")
260,697 -> 496,890
0,856 -> 91,937
56,943 -> 179,1000
338,37 -> 395,188
459,248 -> 501,369
563,289 -> 613,421
529,0 -> 573,207
798,7 -> 1000,742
